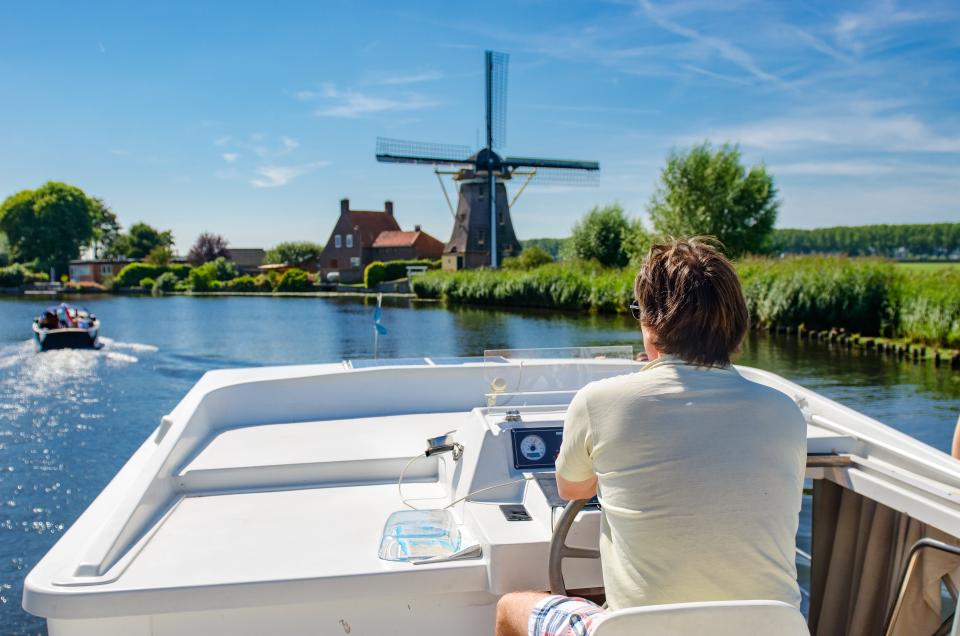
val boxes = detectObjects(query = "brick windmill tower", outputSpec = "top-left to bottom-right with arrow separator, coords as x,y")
376,51 -> 600,270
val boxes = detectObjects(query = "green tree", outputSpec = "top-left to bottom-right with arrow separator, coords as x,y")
110,222 -> 175,259
264,241 -> 324,265
647,142 -> 778,258
88,197 -> 121,258
522,238 -> 568,260
771,223 -> 960,258
0,181 -> 95,275
0,232 -> 10,267
568,203 -> 646,268
145,245 -> 174,265
502,246 -> 554,270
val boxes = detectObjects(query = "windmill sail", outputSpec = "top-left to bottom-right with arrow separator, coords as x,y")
486,51 -> 509,150
504,156 -> 599,171
376,138 -> 473,166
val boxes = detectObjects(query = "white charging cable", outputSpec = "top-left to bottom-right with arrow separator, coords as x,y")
398,453 -> 426,510
398,453 -> 531,511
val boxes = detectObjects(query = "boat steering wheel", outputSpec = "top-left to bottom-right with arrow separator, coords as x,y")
548,499 -> 601,595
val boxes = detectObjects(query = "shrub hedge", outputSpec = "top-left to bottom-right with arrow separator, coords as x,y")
218,275 -> 273,292
364,259 -> 440,288
152,272 -> 178,295
114,263 -> 191,288
275,268 -> 312,292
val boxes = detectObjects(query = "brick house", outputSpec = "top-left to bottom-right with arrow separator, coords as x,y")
370,225 -> 444,262
318,199 -> 402,283
69,259 -> 134,284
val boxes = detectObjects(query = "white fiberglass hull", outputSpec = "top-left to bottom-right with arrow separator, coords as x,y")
23,353 -> 960,635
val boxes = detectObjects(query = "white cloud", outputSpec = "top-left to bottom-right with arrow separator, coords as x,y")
698,113 -> 960,153
637,0 -> 781,85
770,161 -> 896,176
250,161 -> 329,188
313,82 -> 441,118
279,136 -> 299,153
215,135 -> 300,159
368,70 -> 445,86
833,1 -> 929,55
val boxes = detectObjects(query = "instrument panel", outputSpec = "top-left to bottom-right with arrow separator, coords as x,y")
510,427 -> 564,470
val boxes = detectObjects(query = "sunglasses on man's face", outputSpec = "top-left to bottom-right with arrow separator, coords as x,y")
629,301 -> 641,320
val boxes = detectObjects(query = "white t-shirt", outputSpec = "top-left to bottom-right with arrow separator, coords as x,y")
556,354 -> 806,611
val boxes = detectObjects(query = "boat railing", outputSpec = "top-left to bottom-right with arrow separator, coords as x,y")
883,538 -> 960,636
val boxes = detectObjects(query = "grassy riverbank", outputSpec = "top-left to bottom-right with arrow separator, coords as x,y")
411,256 -> 960,348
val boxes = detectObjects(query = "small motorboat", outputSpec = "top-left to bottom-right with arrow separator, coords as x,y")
32,303 -> 100,351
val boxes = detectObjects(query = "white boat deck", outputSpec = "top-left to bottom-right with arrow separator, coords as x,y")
22,355 -> 960,635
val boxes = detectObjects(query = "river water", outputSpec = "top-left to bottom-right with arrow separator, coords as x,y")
1,295 -> 958,634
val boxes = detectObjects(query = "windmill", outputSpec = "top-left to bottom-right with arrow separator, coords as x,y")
376,50 -> 600,270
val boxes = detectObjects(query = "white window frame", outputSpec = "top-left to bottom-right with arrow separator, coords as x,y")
99,264 -> 113,276
350,256 -> 361,267
334,234 -> 342,248
346,234 -> 353,248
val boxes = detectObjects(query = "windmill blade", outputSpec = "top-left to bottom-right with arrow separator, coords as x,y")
485,50 -> 509,150
511,168 -> 600,186
504,156 -> 599,171
376,137 -> 473,166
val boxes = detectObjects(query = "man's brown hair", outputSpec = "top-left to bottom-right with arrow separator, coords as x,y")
634,237 -> 748,367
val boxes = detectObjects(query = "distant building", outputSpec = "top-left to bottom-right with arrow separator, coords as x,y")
69,259 -> 134,284
227,248 -> 266,275
318,199 -> 402,284
371,225 -> 444,262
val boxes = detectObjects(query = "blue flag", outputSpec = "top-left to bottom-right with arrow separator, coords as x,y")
374,305 -> 387,335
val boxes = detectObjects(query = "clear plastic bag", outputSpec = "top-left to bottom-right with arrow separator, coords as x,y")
378,509 -> 461,562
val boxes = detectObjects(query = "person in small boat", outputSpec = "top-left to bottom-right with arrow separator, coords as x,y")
39,310 -> 60,330
496,237 -> 807,636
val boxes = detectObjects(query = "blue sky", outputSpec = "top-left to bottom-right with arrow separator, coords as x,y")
1,1 -> 958,251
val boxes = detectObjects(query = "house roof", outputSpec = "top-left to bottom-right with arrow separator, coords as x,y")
69,258 -> 135,265
372,230 -> 422,248
344,211 -> 401,245
229,248 -> 265,268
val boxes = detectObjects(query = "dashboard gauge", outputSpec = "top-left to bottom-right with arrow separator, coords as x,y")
519,434 -> 547,462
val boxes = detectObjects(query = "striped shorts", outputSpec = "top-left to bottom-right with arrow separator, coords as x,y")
528,595 -> 607,636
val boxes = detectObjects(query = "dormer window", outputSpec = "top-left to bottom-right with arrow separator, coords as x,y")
335,234 -> 342,248
346,234 -> 353,248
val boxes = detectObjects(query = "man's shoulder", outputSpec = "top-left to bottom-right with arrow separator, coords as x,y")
578,367 -> 667,401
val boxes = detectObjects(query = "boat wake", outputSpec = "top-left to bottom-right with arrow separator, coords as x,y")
98,338 -> 159,354
0,337 -> 159,384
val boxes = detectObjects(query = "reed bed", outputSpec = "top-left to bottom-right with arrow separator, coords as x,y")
411,256 -> 960,347
898,269 -> 960,347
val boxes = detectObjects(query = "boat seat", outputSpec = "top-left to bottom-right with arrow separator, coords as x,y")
592,600 -> 808,635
